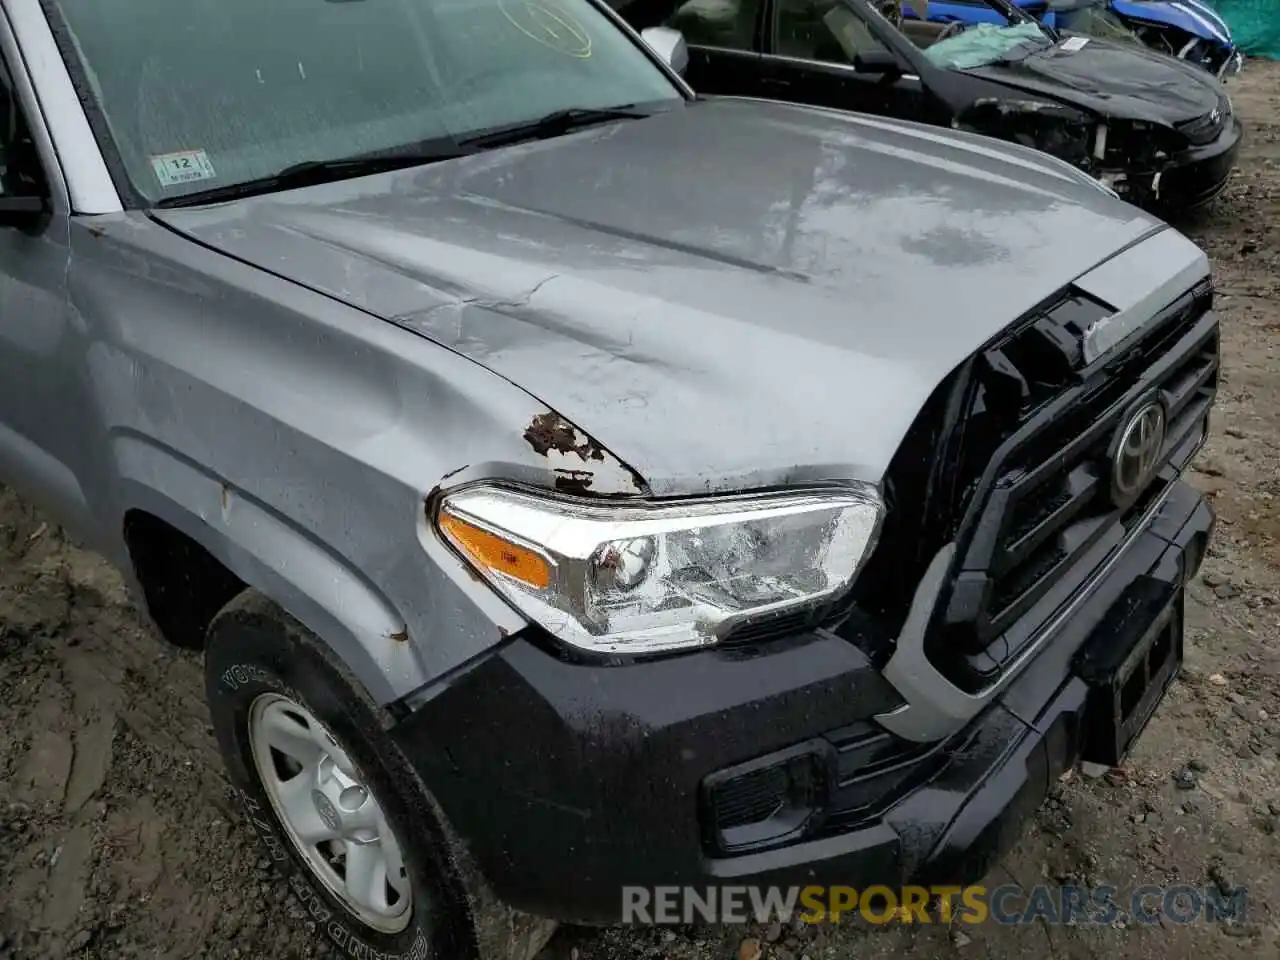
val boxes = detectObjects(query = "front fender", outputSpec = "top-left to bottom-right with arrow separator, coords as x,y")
71,214 -> 650,708
113,433 -> 422,706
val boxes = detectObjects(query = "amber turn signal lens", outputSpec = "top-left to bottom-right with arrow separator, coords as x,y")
439,512 -> 552,589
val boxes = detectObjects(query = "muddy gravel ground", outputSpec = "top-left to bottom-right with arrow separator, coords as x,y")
4,63 -> 1280,960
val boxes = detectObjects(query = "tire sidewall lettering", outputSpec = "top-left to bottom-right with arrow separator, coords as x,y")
221,662 -> 278,692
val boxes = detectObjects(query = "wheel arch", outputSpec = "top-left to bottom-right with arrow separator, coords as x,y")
115,432 -> 425,706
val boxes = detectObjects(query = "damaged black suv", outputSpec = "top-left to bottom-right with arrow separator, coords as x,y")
619,0 -> 1241,211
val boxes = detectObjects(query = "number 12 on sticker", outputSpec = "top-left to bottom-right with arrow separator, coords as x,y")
150,149 -> 217,187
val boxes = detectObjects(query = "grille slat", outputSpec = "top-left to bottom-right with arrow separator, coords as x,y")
996,465 -> 1101,577
1163,348 -> 1218,418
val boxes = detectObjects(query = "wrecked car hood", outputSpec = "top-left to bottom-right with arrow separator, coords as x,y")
1111,0 -> 1235,48
965,37 -> 1224,125
153,97 -> 1166,496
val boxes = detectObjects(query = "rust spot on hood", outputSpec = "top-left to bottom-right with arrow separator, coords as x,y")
522,411 -> 649,497
524,411 -> 607,462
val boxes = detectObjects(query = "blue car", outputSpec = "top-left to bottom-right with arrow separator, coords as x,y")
909,0 -> 1243,77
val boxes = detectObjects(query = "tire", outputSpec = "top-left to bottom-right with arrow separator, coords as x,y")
204,590 -> 475,960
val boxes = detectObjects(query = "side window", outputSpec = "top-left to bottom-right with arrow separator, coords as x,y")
0,57 -> 46,199
775,0 -> 891,63
665,0 -> 764,50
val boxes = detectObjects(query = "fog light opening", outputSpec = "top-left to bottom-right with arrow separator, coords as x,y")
703,746 -> 830,854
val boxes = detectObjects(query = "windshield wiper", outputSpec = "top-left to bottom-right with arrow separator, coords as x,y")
458,106 -> 650,150
155,145 -> 471,208
154,108 -> 653,209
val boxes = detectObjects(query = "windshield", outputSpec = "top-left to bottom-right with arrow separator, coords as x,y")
922,20 -> 1052,69
1053,3 -> 1142,44
45,0 -> 683,204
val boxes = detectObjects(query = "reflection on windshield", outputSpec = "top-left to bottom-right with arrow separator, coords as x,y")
46,0 -> 683,203
923,21 -> 1050,70
1055,6 -> 1142,44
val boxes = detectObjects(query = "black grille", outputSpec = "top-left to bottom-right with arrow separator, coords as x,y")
851,277 -> 1217,688
928,279 -> 1218,688
847,286 -> 1123,635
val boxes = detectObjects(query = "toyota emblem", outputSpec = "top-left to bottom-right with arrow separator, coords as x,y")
311,789 -> 343,834
1111,401 -> 1166,504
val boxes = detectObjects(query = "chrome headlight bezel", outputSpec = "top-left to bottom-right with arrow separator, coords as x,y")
435,482 -> 885,655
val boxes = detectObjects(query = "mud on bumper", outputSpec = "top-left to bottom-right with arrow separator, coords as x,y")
390,482 -> 1212,924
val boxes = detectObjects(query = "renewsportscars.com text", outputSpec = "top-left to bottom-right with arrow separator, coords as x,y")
621,883 -> 1247,926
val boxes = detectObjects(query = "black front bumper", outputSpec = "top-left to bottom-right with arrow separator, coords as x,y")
391,482 -> 1213,924
1110,116 -> 1242,211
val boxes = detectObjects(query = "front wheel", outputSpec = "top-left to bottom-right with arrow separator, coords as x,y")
204,591 -> 476,959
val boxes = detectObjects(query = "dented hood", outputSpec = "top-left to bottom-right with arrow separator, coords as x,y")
153,97 -> 1166,496
965,36 -> 1224,125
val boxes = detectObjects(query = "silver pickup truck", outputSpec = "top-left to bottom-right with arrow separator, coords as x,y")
0,0 -> 1217,957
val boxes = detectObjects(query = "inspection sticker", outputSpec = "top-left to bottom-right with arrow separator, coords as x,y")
1060,36 -> 1090,52
150,149 -> 217,187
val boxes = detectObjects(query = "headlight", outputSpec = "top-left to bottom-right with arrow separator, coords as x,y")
436,484 -> 884,655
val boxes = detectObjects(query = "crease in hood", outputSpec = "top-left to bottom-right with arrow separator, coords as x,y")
151,97 -> 1170,496
965,36 -> 1224,126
